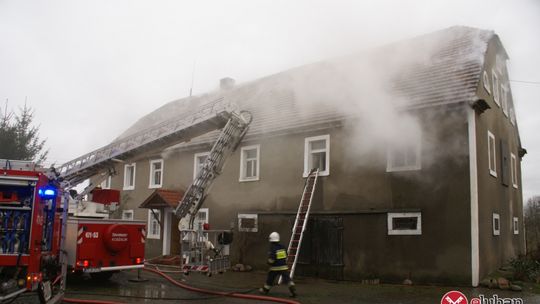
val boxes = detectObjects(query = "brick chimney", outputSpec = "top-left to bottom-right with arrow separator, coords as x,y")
220,77 -> 235,90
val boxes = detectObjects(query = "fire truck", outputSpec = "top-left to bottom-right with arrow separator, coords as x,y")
0,98 -> 251,303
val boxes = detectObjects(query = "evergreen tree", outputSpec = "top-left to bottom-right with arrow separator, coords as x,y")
0,103 -> 48,164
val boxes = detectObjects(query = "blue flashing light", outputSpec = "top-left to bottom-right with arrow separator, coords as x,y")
38,186 -> 57,199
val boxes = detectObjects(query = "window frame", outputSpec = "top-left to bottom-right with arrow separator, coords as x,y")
123,163 -> 136,190
492,70 -> 500,107
501,86 -> 509,117
386,132 -> 422,172
387,212 -> 422,235
488,131 -> 497,178
513,217 -> 519,235
193,152 -> 210,180
511,153 -> 518,188
147,209 -> 161,239
194,208 -> 209,230
303,134 -> 330,177
493,213 -> 500,236
100,175 -> 112,189
148,159 -> 164,189
483,70 -> 491,94
239,145 -> 261,182
238,213 -> 258,232
122,209 -> 134,220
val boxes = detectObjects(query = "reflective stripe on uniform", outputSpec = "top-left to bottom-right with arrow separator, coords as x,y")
276,249 -> 287,260
270,265 -> 288,271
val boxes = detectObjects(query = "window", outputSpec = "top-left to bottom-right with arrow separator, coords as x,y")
147,209 -> 161,239
386,133 -> 422,172
304,135 -> 330,177
123,163 -> 136,190
194,208 -> 209,230
492,71 -> 500,106
483,70 -> 491,94
513,217 -> 519,235
100,175 -> 112,189
511,153 -> 518,188
501,86 -> 509,117
149,159 -> 164,188
238,214 -> 258,232
493,213 -> 500,236
387,212 -> 421,235
193,152 -> 210,180
488,131 -> 497,177
239,145 -> 260,182
122,210 -> 134,220
510,108 -> 516,126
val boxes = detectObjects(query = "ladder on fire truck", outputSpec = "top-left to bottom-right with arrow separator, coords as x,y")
285,168 -> 319,280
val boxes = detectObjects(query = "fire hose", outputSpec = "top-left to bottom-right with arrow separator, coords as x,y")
61,267 -> 301,304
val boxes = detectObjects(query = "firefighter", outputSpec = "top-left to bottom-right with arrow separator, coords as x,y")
259,232 -> 297,297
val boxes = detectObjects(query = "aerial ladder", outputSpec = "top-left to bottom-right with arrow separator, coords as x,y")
0,97 -> 250,303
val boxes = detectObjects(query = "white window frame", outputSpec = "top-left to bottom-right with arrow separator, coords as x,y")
123,163 -> 136,190
501,86 -> 509,117
513,217 -> 519,235
493,213 -> 500,236
386,132 -> 422,172
387,212 -> 422,235
492,71 -> 500,107
488,131 -> 497,177
100,175 -> 112,189
511,153 -> 518,188
303,134 -> 330,177
122,209 -> 134,220
148,159 -> 164,189
238,214 -> 258,232
510,108 -> 516,126
193,152 -> 210,180
194,208 -> 209,230
147,209 -> 161,239
483,70 -> 491,94
239,145 -> 260,182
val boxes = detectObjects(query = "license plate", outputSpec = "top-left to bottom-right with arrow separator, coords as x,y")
83,268 -> 101,273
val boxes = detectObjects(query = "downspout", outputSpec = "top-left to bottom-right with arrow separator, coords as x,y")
468,106 -> 480,287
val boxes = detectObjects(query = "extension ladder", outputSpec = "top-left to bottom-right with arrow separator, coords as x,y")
287,168 -> 319,279
175,111 -> 251,229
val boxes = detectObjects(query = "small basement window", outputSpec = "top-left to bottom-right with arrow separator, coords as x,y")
193,152 -> 210,180
387,212 -> 421,235
123,163 -> 136,190
304,135 -> 330,177
513,217 -> 519,235
511,153 -> 518,189
493,213 -> 500,236
149,159 -> 164,188
483,70 -> 491,94
147,209 -> 161,239
238,214 -> 258,232
122,209 -> 134,220
488,131 -> 497,177
240,145 -> 260,182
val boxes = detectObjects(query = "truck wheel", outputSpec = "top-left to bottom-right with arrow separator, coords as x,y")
37,281 -> 52,304
90,272 -> 114,281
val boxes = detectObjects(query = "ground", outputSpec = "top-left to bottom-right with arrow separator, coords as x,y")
11,269 -> 540,303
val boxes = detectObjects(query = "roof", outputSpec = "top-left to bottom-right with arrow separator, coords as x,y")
139,189 -> 184,209
118,26 -> 496,148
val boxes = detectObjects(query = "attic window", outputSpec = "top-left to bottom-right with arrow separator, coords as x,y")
304,135 -> 330,177
387,212 -> 421,235
386,132 -> 422,172
493,213 -> 500,236
492,71 -> 500,107
488,131 -> 497,177
483,71 -> 491,94
238,214 -> 258,232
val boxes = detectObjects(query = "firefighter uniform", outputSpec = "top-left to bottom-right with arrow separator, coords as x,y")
260,232 -> 296,297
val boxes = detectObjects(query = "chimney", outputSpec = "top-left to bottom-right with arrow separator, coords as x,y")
220,77 -> 235,90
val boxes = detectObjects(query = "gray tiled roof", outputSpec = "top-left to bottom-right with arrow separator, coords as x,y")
118,26 -> 494,147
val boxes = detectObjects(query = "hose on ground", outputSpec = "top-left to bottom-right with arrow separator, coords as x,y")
143,267 -> 301,304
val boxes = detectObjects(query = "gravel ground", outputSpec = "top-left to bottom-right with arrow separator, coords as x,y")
8,269 -> 540,303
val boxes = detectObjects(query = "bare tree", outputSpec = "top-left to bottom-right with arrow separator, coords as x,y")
525,196 -> 540,258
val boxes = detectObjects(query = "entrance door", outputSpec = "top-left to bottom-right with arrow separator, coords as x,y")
296,216 -> 344,280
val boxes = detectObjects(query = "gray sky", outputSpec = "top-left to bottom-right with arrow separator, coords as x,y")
1,0 -> 539,200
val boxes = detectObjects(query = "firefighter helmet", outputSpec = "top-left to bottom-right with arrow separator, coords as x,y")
269,232 -> 280,242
